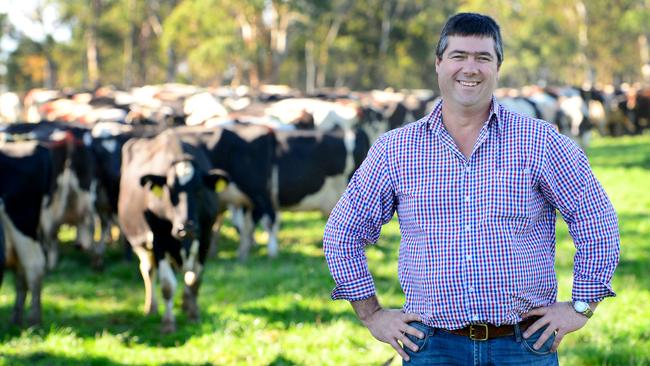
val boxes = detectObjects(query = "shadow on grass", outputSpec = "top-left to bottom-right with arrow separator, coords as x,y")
0,353 -> 130,366
0,352 -> 213,366
239,302 -> 357,328
268,355 -> 301,366
0,303 -> 222,348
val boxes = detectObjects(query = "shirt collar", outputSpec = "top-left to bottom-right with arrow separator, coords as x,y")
426,96 -> 503,134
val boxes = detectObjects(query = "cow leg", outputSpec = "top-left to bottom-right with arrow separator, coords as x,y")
134,246 -> 158,315
25,264 -> 44,326
208,213 -> 224,258
261,213 -> 280,258
39,206 -> 60,270
12,267 -> 27,325
237,209 -> 255,261
11,231 -> 46,326
91,213 -> 107,270
158,257 -> 177,333
182,239 -> 202,321
182,280 -> 201,322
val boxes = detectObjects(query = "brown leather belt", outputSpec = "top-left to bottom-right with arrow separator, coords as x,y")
442,316 -> 539,341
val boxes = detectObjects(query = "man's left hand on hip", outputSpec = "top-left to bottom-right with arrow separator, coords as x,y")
521,301 -> 591,352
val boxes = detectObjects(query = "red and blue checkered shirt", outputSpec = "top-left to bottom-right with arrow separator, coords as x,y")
323,98 -> 619,329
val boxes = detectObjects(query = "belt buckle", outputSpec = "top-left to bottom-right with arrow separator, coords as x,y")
469,324 -> 489,341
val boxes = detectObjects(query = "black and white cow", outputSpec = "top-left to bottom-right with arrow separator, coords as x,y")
118,130 -> 228,332
177,124 -> 278,261
275,127 -> 370,216
0,141 -> 52,325
1,122 -> 101,269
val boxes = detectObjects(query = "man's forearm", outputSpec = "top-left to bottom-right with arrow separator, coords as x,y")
351,295 -> 382,323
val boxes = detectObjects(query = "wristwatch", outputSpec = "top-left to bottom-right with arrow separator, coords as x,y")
572,301 -> 594,318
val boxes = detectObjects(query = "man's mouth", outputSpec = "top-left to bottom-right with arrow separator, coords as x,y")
458,80 -> 480,87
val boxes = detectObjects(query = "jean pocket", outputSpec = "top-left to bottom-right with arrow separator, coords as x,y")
404,321 -> 430,353
520,325 -> 556,356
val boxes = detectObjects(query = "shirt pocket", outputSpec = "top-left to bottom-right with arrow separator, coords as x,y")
397,191 -> 433,236
491,168 -> 532,219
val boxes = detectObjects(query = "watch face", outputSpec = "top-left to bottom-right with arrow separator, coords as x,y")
574,301 -> 588,312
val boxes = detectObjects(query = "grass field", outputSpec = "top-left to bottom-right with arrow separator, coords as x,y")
1,134 -> 649,366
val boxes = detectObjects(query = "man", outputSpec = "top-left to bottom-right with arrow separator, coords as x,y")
323,12 -> 619,365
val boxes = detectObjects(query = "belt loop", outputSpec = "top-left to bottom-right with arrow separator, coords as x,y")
513,322 -> 522,343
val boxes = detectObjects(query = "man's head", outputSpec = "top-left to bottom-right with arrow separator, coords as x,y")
436,13 -> 503,68
435,13 -> 502,112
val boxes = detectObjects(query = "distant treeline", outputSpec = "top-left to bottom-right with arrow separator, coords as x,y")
1,0 -> 649,92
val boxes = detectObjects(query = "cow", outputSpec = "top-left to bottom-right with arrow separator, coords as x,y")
0,141 -> 52,325
630,87 -> 650,134
176,124 -> 278,261
118,130 -> 228,332
0,122 -> 101,270
90,122 -> 163,260
275,127 -> 370,216
0,92 -> 22,123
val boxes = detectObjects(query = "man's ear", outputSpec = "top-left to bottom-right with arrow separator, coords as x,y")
203,169 -> 230,193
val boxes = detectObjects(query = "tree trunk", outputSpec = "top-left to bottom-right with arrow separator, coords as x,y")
638,33 -> 650,84
575,1 -> 592,85
123,0 -> 135,88
86,0 -> 102,89
316,16 -> 343,89
305,40 -> 315,94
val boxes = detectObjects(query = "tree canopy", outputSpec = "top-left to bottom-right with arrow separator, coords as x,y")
1,0 -> 649,92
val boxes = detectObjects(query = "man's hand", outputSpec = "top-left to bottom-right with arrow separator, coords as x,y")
522,301 -> 597,352
351,296 -> 424,361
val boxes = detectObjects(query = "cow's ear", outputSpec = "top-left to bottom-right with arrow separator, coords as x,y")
140,175 -> 167,198
203,169 -> 230,193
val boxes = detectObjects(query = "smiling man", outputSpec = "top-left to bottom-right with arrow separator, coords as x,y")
323,12 -> 620,365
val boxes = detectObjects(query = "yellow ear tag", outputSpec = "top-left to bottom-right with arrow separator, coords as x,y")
151,185 -> 163,198
215,179 -> 227,193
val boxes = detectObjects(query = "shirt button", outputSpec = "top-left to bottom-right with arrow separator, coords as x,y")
468,286 -> 475,292
466,254 -> 472,261
465,224 -> 471,232
472,314 -> 479,321
464,195 -> 471,202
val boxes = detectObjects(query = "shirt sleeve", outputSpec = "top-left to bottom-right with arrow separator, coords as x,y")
539,128 -> 620,303
323,135 -> 397,301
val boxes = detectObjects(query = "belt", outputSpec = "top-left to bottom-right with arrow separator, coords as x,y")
442,316 -> 539,341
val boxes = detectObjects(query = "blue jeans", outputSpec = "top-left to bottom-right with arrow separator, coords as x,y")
403,321 -> 559,366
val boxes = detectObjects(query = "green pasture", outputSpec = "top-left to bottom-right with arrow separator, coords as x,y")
1,134 -> 649,365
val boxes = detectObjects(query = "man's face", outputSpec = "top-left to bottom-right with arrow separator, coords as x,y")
435,35 -> 499,111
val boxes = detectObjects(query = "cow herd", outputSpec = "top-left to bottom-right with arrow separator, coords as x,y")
0,82 -> 648,332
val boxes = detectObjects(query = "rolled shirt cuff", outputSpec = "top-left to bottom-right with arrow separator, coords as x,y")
331,274 -> 376,301
572,277 -> 616,303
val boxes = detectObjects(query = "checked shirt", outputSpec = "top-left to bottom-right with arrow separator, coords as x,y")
323,98 -> 620,330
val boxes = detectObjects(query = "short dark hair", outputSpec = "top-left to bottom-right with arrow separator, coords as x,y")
435,13 -> 503,67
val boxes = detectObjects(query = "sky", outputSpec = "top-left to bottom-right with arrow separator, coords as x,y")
1,0 -> 71,54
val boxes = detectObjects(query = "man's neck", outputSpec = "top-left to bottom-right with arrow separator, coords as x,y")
440,100 -> 492,159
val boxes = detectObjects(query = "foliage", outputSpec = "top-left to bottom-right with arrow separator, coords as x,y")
1,134 -> 649,365
2,0 -> 650,91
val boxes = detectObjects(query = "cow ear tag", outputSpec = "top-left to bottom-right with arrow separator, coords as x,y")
151,185 -> 164,198
215,179 -> 227,193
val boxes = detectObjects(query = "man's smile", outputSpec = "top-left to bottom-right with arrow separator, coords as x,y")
458,80 -> 480,87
